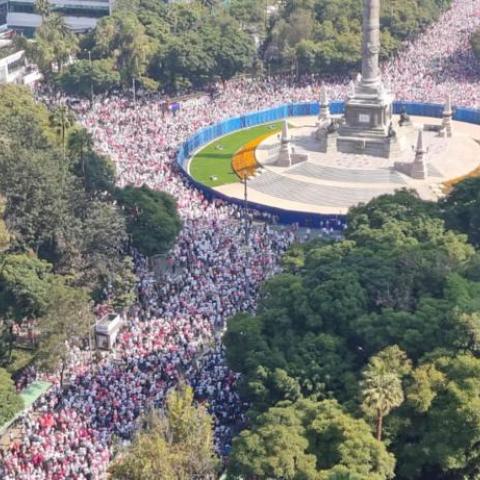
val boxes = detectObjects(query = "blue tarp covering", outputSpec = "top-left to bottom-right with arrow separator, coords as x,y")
177,101 -> 480,226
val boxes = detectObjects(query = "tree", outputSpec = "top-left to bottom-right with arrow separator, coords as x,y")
115,185 -> 181,257
0,253 -> 55,322
79,201 -> 133,302
228,0 -> 266,33
28,13 -> 79,76
204,16 -> 255,82
34,0 -> 51,20
0,368 -> 24,425
228,399 -> 395,480
471,28 -> 480,61
229,411 -> 317,480
36,282 -> 93,386
441,177 -> 480,247
94,11 -> 156,84
398,354 -> 480,479
0,84 -> 55,149
224,188 -> 480,479
110,385 -> 219,480
57,58 -> 121,97
67,128 -> 116,194
50,103 -> 74,181
0,196 -> 11,251
361,346 -> 411,441
198,0 -> 219,14
0,85 -> 134,307
263,0 -> 452,75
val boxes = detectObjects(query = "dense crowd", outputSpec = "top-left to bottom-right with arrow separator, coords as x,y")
2,0 -> 480,477
384,0 -> 480,106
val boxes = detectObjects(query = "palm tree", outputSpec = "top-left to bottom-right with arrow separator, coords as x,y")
50,103 -> 74,193
45,14 -> 79,73
51,103 -> 73,157
34,0 -> 51,20
361,364 -> 404,441
67,129 -> 94,191
48,12 -> 70,37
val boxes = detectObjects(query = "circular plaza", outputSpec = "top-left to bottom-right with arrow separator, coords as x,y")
185,104 -> 480,217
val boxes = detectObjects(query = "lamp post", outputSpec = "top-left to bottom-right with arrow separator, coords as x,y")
132,76 -> 136,106
240,170 -> 250,304
243,173 -> 249,245
132,56 -> 139,131
88,308 -> 94,374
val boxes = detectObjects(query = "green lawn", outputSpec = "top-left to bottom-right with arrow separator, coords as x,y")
189,122 -> 282,187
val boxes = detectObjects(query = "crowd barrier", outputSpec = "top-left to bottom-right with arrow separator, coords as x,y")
176,101 -> 480,227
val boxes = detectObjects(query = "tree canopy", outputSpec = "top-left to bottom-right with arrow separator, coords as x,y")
115,185 -> 181,257
264,0 -> 453,75
225,188 -> 480,479
441,177 -> 480,247
0,368 -> 24,426
228,398 -> 395,480
30,0 -> 454,95
0,84 -> 179,383
470,28 -> 480,62
110,385 -> 219,480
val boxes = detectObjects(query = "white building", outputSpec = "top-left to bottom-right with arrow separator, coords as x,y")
0,48 -> 41,85
95,313 -> 124,351
7,0 -> 111,35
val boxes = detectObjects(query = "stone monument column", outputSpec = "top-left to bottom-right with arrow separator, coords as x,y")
362,0 -> 380,85
362,0 -> 381,89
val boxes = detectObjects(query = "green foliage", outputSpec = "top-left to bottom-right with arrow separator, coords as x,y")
228,0 -> 266,33
228,398 -> 395,480
0,197 -> 11,251
360,346 -> 411,441
398,354 -> 480,479
67,128 -> 116,194
26,13 -> 79,77
226,189 -> 480,479
0,85 -> 138,308
36,282 -> 93,384
115,185 -> 181,257
471,28 -> 480,61
68,0 -> 256,93
34,0 -> 51,19
265,0 -> 452,74
110,385 -> 219,480
0,368 -> 24,426
0,253 -> 55,321
441,177 -> 480,247
0,84 -> 55,149
93,11 -> 156,84
3,349 -> 35,376
149,12 -> 254,89
57,58 -> 121,97
32,0 -> 453,90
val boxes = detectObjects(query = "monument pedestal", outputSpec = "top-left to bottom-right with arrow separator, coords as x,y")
317,129 -> 338,153
336,84 -> 399,158
334,0 -> 409,160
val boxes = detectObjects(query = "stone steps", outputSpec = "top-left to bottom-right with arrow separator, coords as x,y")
248,171 -> 398,208
288,163 -> 406,185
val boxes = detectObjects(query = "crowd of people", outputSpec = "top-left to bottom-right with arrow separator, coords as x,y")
2,0 -> 480,478
384,0 -> 480,106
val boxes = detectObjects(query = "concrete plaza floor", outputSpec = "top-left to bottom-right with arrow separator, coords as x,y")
215,115 -> 480,215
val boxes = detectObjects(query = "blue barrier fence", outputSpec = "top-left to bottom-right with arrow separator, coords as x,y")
177,101 -> 480,227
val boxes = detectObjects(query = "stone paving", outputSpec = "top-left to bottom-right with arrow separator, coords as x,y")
214,115 -> 480,214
